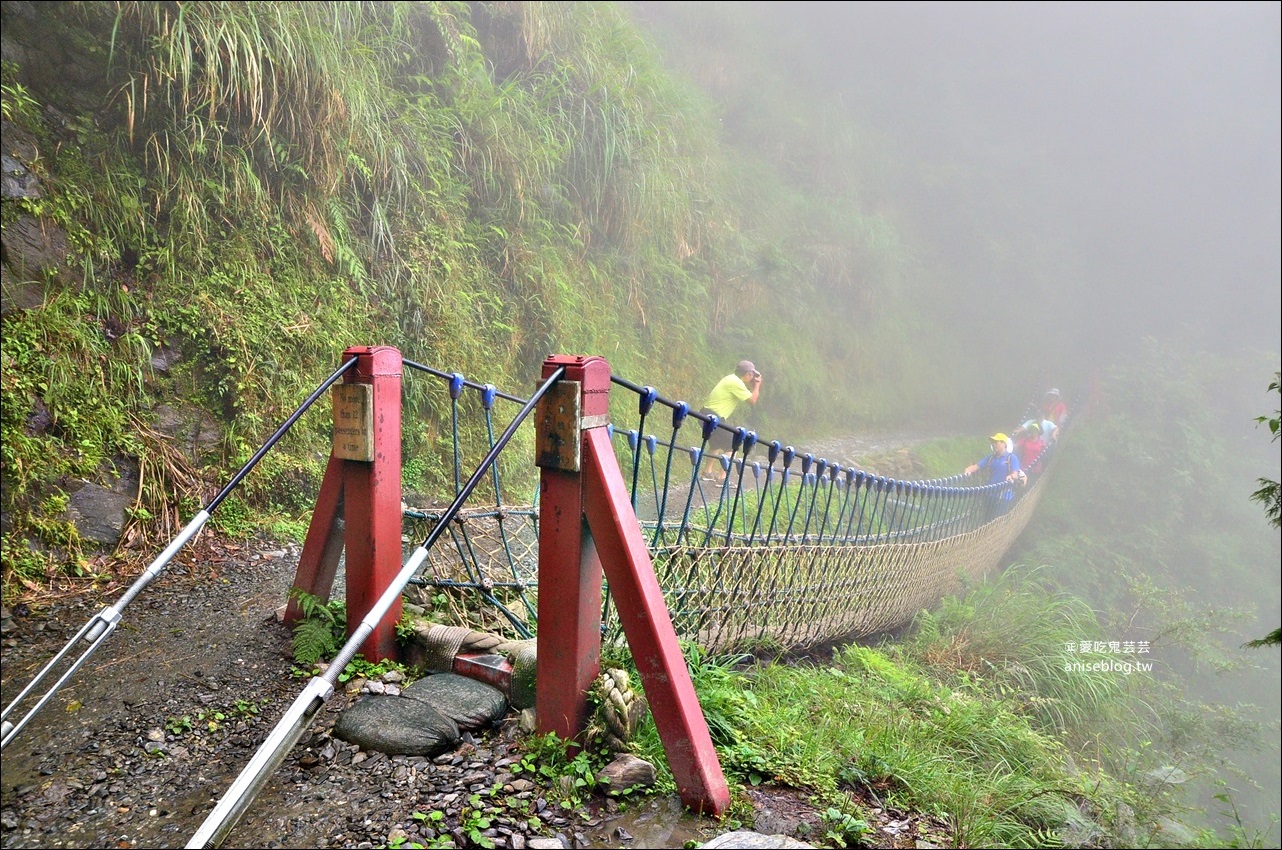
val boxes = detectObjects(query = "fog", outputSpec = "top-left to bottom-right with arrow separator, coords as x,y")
648,0 -> 1282,842
771,0 -> 1280,377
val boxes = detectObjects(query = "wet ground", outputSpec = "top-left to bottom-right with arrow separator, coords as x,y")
0,535 -> 787,850
0,431 -> 946,849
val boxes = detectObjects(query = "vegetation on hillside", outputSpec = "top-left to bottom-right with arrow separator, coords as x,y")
603,563 -> 1271,848
1004,341 -> 1281,846
1247,371 -> 1281,648
0,1 -> 937,591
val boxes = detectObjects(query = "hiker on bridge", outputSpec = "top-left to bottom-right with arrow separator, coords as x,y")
1013,421 -> 1048,479
1016,415 -> 1057,445
963,432 -> 1025,516
1041,388 -> 1068,432
698,359 -> 763,483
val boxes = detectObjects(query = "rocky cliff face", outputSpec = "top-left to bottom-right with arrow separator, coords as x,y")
1,3 -> 228,563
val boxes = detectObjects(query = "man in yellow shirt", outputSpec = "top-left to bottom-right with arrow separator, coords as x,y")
698,360 -> 763,481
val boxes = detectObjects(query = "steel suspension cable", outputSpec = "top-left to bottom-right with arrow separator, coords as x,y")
186,364 -> 565,850
1,356 -> 358,751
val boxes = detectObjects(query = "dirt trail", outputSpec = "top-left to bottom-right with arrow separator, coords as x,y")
1,431 -> 948,849
0,536 -> 730,849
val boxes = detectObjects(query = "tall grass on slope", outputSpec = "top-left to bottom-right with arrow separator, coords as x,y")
822,645 -> 1111,848
899,563 -> 1146,739
623,639 -> 1120,849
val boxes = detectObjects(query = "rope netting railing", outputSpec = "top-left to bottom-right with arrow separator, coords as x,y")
398,360 -> 542,640
3,350 -> 1061,753
402,364 -> 1064,656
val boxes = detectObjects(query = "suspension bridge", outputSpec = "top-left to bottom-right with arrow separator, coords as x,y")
1,346 -> 1063,847
402,370 -> 1054,656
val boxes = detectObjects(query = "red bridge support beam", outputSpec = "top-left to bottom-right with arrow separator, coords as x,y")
535,355 -> 730,816
535,356 -> 608,743
287,345 -> 403,663
283,453 -> 346,624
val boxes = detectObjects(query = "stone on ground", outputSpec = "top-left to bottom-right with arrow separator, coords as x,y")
402,671 -> 508,730
332,694 -> 460,756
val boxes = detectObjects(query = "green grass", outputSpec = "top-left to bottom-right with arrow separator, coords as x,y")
899,564 -> 1140,737
622,639 -> 1117,848
914,435 -> 987,479
611,564 -> 1225,849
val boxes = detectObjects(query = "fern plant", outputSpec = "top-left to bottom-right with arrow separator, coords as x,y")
289,589 -> 346,665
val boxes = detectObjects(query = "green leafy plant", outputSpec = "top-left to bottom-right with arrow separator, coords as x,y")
820,806 -> 870,847
1246,371 -> 1280,648
337,656 -> 413,685
384,837 -> 423,850
1212,790 -> 1277,849
164,714 -> 192,735
405,809 -> 454,848
0,61 -> 40,123
164,698 -> 266,738
511,732 -> 601,808
288,588 -> 346,665
232,698 -> 265,718
459,792 -> 496,849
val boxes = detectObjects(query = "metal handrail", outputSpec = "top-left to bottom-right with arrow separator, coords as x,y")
1,357 -> 358,750
185,364 -> 566,849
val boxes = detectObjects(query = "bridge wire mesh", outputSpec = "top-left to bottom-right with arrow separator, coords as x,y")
398,363 -> 1060,655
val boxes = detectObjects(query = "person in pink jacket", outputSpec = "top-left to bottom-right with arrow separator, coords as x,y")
1014,421 -> 1048,477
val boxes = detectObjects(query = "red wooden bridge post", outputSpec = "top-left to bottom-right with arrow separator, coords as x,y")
283,453 -> 346,625
535,355 -> 609,742
341,346 -> 403,662
286,345 -> 403,663
535,355 -> 730,816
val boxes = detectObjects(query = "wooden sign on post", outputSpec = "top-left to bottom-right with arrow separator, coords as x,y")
332,383 -> 374,461
534,380 -> 582,472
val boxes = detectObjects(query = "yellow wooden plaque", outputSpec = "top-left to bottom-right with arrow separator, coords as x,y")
332,383 -> 374,462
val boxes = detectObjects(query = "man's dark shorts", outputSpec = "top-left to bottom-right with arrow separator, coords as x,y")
698,408 -> 736,453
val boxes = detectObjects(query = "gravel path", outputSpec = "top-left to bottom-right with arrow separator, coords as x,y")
0,535 -> 722,850
1,430 -> 951,850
